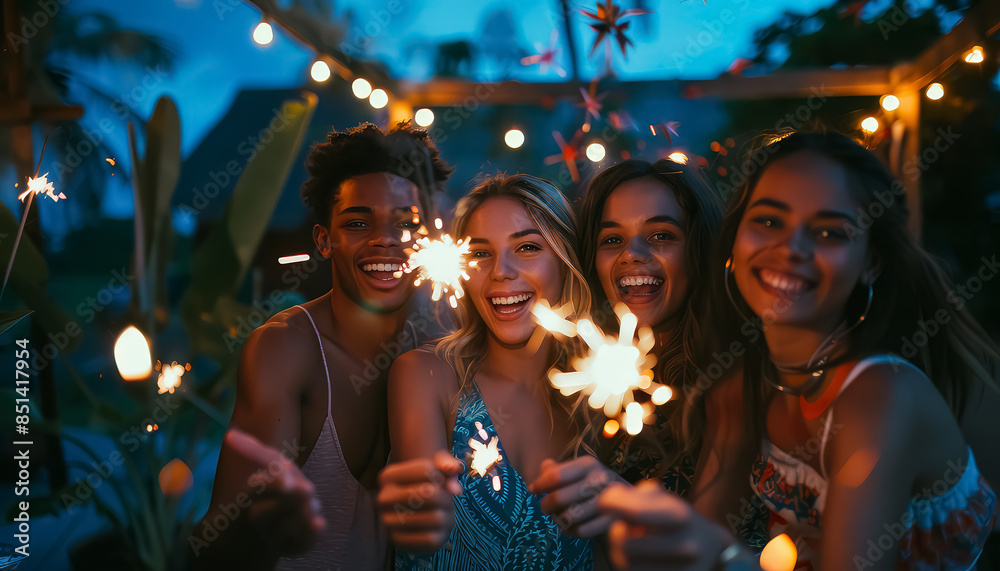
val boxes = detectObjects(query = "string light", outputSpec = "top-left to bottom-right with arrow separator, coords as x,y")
964,45 -> 984,64
415,108 -> 435,127
369,89 -> 388,109
253,21 -> 273,45
586,142 -> 606,162
115,326 -> 151,381
505,129 -> 525,149
925,83 -> 944,100
352,78 -> 372,99
310,60 -> 331,82
879,94 -> 899,112
861,117 -> 879,133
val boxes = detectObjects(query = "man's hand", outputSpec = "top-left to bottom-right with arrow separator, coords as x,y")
226,428 -> 325,556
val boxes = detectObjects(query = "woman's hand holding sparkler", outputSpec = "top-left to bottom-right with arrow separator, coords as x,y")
377,450 -> 464,553
597,479 -> 744,571
530,456 -> 622,538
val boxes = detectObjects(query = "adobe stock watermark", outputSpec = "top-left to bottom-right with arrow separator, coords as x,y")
851,455 -> 971,569
347,304 -> 436,395
60,393 -> 181,512
5,0 -> 70,53
32,266 -> 137,374
180,104 -> 298,219
671,0 -> 752,70
843,127 -> 961,243
188,438 -> 307,555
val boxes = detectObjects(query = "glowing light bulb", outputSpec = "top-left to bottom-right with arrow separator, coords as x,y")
586,142 -> 606,162
505,129 -> 525,149
369,89 -> 388,109
253,21 -> 273,45
415,108 -> 434,127
352,78 -> 372,98
861,117 -> 879,133
115,326 -> 151,380
926,83 -> 944,100
311,60 -> 331,82
964,46 -> 984,64
880,94 -> 899,112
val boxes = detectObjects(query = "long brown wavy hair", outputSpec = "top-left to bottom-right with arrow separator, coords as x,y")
578,159 -> 724,463
435,174 -> 593,449
711,131 -> 1000,440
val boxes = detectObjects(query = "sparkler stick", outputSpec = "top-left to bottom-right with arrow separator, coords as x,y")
1,135 -> 61,304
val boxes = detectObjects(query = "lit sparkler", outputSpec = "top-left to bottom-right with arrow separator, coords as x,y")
532,302 -> 673,435
154,360 -> 190,394
403,219 -> 472,308
469,421 -> 503,491
18,173 -> 66,203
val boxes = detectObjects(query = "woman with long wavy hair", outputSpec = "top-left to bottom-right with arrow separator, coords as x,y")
597,132 -> 999,570
377,174 -> 595,570
532,159 -> 765,554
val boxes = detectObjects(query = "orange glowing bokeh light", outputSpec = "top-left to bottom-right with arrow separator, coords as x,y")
760,533 -> 797,571
159,459 -> 193,496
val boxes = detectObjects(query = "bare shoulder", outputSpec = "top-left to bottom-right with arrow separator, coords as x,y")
389,346 -> 459,397
238,307 -> 315,395
833,358 -> 958,449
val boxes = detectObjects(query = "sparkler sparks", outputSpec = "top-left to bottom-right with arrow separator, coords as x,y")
18,173 -> 66,203
154,360 -> 190,395
469,421 -> 503,491
404,222 -> 472,308
533,303 -> 673,434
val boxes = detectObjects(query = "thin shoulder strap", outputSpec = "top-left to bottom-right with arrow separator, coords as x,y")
819,355 -> 916,478
296,305 -> 333,420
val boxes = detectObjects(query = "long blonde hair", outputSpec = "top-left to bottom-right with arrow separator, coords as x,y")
435,174 -> 593,445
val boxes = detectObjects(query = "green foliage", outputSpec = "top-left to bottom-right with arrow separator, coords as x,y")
182,92 -> 318,361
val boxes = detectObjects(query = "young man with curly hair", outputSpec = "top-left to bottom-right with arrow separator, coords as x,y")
192,122 -> 453,570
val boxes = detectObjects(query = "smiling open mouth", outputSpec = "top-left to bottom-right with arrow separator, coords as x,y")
489,293 -> 533,320
359,262 -> 403,282
754,268 -> 817,298
617,275 -> 664,298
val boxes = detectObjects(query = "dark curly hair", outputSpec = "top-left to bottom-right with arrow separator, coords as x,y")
300,121 -> 453,225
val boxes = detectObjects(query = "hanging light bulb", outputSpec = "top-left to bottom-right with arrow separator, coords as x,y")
879,94 -> 899,112
861,117 -> 879,133
352,78 -> 372,99
964,46 -> 984,64
586,142 -> 606,162
115,326 -> 152,381
925,83 -> 944,100
252,20 -> 273,46
311,60 -> 331,82
415,108 -> 435,127
369,88 -> 388,109
505,129 -> 525,149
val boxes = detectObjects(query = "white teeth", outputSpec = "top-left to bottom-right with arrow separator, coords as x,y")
362,263 -> 402,272
490,293 -> 532,305
618,275 -> 663,287
759,269 -> 808,294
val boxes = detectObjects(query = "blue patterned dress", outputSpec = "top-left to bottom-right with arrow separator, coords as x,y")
395,379 -> 593,570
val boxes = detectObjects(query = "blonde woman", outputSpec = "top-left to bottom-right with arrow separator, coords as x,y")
377,174 -> 595,570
